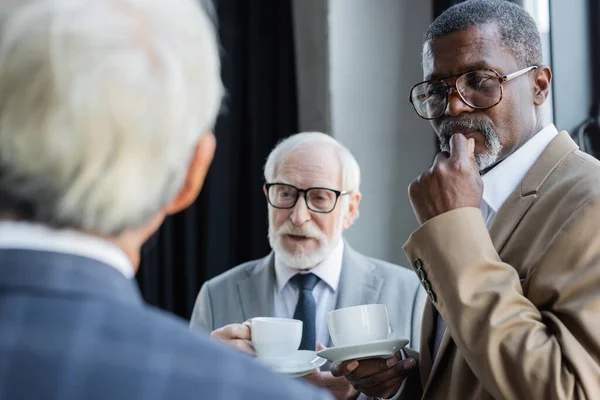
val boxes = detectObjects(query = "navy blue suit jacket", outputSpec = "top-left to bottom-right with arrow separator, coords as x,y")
0,249 -> 331,400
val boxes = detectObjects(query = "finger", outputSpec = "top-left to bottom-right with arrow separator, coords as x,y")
308,371 -> 338,387
223,323 -> 252,341
353,375 -> 406,399
301,369 -> 322,382
346,357 -> 393,379
316,343 -> 327,351
330,360 -> 360,378
432,150 -> 450,166
229,339 -> 257,355
349,358 -> 416,388
449,133 -> 469,161
468,138 -> 476,164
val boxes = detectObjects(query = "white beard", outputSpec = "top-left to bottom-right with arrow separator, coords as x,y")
268,208 -> 345,270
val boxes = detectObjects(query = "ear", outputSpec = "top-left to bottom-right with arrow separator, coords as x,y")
342,192 -> 361,230
263,184 -> 268,199
164,132 -> 216,215
533,65 -> 552,106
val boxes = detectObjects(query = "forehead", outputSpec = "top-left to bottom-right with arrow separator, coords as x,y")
277,145 -> 342,188
422,24 -> 519,80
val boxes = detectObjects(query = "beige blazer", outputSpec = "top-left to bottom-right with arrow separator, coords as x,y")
401,132 -> 600,399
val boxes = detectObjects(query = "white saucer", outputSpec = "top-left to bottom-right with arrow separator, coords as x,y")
256,350 -> 327,378
316,338 -> 409,364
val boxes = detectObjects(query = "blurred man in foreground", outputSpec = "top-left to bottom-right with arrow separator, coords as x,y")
0,1 -> 330,399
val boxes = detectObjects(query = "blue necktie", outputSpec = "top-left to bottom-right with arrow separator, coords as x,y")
292,273 -> 319,351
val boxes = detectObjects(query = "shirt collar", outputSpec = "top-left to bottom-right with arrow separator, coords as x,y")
0,221 -> 135,279
482,123 -> 559,213
274,238 -> 344,293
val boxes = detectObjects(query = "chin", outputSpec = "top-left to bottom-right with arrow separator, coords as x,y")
275,241 -> 330,270
475,152 -> 500,171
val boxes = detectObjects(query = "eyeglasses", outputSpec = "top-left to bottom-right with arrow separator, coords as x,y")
409,66 -> 538,120
265,183 -> 349,214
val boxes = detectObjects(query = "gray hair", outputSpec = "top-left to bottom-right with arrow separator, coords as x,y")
0,0 -> 224,235
263,132 -> 361,193
425,0 -> 543,68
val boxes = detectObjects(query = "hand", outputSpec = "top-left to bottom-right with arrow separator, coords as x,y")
408,134 -> 483,224
303,344 -> 360,400
303,370 -> 360,400
210,320 -> 256,355
330,348 -> 417,399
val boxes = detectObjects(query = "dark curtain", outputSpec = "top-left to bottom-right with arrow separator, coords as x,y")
136,0 -> 299,320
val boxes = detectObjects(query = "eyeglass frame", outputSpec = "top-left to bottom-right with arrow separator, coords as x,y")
408,65 -> 539,120
264,183 -> 350,214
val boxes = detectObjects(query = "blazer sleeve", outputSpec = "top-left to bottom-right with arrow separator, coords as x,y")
189,282 -> 214,334
403,205 -> 600,400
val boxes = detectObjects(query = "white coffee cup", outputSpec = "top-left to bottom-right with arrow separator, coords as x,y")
250,317 -> 303,358
327,304 -> 390,347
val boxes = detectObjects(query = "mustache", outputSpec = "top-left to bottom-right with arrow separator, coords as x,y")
438,118 -> 496,145
276,221 -> 325,240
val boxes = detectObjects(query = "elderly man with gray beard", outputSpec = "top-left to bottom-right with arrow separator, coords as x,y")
190,132 -> 426,400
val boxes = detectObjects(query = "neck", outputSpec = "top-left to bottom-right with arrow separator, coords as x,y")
66,228 -> 143,273
108,238 -> 141,272
0,217 -> 160,273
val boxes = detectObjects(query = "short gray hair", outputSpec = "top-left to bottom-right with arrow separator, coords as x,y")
425,0 -> 543,68
264,132 -> 361,193
0,0 -> 224,235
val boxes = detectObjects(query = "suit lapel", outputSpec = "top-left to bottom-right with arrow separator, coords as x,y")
420,301 -> 454,397
335,243 -> 384,310
421,132 -> 578,391
423,325 -> 453,395
333,243 -> 384,347
490,131 -> 578,253
237,254 -> 275,321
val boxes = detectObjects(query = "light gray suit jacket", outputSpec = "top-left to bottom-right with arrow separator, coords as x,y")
190,242 -> 425,350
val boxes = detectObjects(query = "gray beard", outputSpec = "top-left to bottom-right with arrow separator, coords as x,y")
438,119 -> 503,171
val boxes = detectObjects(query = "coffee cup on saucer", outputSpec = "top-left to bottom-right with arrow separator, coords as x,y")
327,304 -> 390,347
318,304 -> 406,364
250,317 -> 302,358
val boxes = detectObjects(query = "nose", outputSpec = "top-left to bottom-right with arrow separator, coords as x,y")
290,195 -> 311,225
445,87 -> 474,117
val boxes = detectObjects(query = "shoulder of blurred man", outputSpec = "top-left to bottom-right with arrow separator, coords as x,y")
123,302 -> 332,400
0,250 -> 331,400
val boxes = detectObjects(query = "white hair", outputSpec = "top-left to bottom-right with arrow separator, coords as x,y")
0,0 -> 224,235
263,132 -> 361,192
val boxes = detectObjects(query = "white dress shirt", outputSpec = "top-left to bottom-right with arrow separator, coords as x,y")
273,239 -> 344,348
0,220 -> 134,278
431,123 -> 560,360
